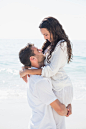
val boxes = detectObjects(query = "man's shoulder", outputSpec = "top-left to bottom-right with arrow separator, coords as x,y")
30,75 -> 45,83
28,75 -> 45,95
30,75 -> 51,85
30,67 -> 48,83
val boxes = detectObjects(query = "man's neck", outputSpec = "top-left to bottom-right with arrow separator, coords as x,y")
32,62 -> 44,69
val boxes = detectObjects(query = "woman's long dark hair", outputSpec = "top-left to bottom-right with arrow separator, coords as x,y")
39,17 -> 73,63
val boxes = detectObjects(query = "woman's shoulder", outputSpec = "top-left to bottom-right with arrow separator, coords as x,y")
55,40 -> 67,51
57,39 -> 67,46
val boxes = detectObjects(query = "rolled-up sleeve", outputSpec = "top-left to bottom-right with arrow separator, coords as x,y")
42,42 -> 67,78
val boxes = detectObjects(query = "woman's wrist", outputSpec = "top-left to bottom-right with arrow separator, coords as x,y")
23,68 -> 42,75
25,69 -> 30,75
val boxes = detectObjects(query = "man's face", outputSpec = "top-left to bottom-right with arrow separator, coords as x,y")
31,46 -> 45,64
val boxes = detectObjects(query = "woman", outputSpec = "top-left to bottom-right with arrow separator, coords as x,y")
20,17 -> 73,129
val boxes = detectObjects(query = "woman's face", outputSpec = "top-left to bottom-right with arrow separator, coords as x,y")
40,28 -> 53,42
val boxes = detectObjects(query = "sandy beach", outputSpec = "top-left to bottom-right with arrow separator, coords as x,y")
0,98 -> 31,129
0,98 -> 86,129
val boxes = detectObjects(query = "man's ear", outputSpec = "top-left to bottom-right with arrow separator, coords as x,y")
30,56 -> 36,61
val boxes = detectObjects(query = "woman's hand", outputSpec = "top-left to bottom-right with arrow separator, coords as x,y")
19,66 -> 30,83
22,75 -> 28,83
66,104 -> 72,117
19,69 -> 28,78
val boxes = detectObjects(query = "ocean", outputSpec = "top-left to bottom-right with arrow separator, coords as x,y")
0,39 -> 86,100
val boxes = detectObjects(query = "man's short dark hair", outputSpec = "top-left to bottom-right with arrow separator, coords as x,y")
19,43 -> 35,67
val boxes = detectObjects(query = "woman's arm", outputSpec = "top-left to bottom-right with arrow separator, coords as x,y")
19,68 -> 42,78
41,42 -> 67,77
19,42 -> 67,78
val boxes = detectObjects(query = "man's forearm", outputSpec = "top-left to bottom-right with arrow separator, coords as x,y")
58,102 -> 67,116
50,99 -> 67,116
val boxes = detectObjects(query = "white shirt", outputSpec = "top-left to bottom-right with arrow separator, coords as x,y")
42,40 -> 73,91
27,69 -> 57,129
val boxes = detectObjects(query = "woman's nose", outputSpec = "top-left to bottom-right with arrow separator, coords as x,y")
38,49 -> 42,52
44,35 -> 47,40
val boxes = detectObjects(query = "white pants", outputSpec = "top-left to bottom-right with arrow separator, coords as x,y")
52,86 -> 73,129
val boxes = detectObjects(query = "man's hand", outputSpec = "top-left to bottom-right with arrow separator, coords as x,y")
66,104 -> 72,117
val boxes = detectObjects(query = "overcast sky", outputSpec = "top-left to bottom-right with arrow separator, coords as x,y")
0,0 -> 86,40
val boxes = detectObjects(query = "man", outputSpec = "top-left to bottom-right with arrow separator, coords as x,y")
19,43 -> 71,129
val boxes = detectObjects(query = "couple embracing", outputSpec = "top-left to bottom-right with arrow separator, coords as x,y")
19,17 -> 73,129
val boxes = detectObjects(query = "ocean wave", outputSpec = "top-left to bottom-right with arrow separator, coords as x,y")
0,68 -> 19,75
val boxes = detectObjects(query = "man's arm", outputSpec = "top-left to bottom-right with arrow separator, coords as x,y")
36,79 -> 68,116
50,99 -> 67,116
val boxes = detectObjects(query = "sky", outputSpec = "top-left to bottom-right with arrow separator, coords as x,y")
0,0 -> 86,40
